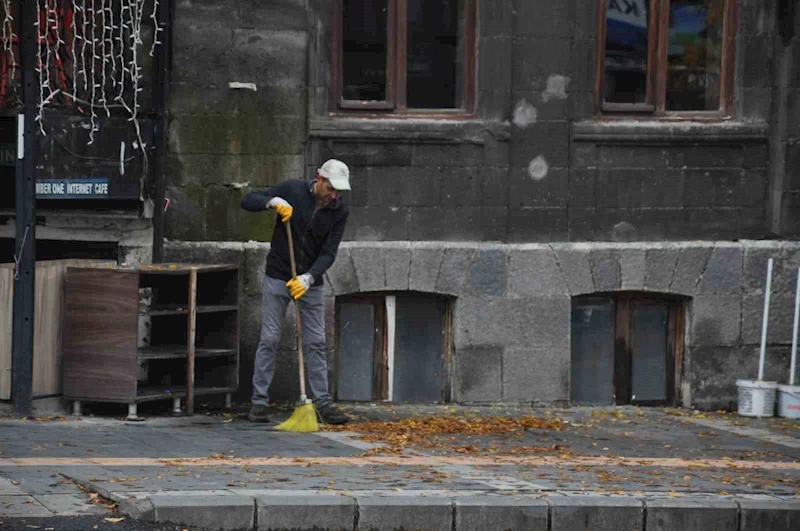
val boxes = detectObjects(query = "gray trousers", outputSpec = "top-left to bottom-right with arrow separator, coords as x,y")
252,275 -> 331,408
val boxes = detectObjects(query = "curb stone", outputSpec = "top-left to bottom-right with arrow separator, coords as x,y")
254,495 -> 355,531
645,498 -> 739,531
107,491 -> 800,531
550,496 -> 643,531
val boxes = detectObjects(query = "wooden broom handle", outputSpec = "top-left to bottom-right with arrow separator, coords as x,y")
285,221 -> 307,399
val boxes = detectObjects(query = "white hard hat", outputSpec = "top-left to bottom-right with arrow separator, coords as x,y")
318,159 -> 351,191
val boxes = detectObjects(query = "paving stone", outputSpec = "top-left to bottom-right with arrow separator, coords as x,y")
689,295 -> 742,347
150,494 -> 255,531
33,493 -> 109,516
356,496 -> 453,531
0,495 -> 53,517
739,499 -> 800,531
620,249 -> 646,290
409,247 -> 445,293
435,247 -> 476,295
590,249 -> 621,292
325,247 -> 360,295
351,247 -> 386,293
550,496 -> 643,531
671,247 -> 713,295
645,248 -> 679,293
645,498 -> 738,531
508,249 -> 568,296
255,495 -> 355,531
454,347 -> 503,402
0,478 -> 25,495
553,247 -> 595,295
464,249 -> 507,296
454,496 -> 548,531
697,246 -> 744,295
383,247 -> 412,291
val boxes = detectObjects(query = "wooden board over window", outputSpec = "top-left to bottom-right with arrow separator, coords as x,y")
571,294 -> 685,406
596,0 -> 737,117
331,0 -> 477,116
334,293 -> 452,402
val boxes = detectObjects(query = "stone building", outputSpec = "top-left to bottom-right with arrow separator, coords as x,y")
156,0 -> 800,410
6,0 -> 800,411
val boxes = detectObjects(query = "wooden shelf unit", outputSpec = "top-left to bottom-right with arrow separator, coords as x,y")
61,264 -> 240,420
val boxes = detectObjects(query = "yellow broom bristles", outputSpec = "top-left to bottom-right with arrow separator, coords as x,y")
274,403 -> 319,433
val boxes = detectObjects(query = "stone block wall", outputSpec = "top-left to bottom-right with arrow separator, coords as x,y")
164,240 -> 800,410
781,2 -> 800,235
298,0 -> 779,244
161,1 -> 788,245
164,0 -> 308,242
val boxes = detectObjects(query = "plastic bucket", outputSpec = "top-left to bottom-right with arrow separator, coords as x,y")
736,379 -> 777,417
777,384 -> 800,419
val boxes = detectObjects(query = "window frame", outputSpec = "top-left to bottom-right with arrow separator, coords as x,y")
333,293 -> 454,403
571,294 -> 685,407
595,0 -> 738,118
329,0 -> 478,118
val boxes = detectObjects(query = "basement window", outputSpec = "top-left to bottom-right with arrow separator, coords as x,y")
331,0 -> 477,115
598,0 -> 736,116
334,293 -> 452,402
570,295 -> 684,406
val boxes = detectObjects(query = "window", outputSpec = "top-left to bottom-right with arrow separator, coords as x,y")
334,293 -> 452,402
597,0 -> 736,115
571,295 -> 684,406
331,0 -> 476,114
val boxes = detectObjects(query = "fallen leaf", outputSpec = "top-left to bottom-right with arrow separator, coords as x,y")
104,517 -> 125,523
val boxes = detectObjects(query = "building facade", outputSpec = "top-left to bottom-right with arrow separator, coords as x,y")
5,1 -> 800,411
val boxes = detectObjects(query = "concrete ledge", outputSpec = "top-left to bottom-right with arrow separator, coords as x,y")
150,494 -> 255,531
118,496 -> 155,523
550,496 -> 644,531
739,499 -> 800,531
356,496 -> 453,531
112,491 -> 800,531
454,496 -> 548,531
255,495 -> 355,531
645,498 -> 738,531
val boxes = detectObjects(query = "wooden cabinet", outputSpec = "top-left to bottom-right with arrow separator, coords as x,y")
61,264 -> 239,420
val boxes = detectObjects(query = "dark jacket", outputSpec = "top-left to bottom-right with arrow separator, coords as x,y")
240,180 -> 349,286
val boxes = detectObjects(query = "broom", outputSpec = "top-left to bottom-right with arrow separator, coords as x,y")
274,219 -> 319,433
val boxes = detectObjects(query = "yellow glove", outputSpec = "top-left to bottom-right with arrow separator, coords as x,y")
268,197 -> 293,223
287,274 -> 314,300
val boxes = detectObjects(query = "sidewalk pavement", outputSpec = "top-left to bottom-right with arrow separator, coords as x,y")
0,403 -> 799,530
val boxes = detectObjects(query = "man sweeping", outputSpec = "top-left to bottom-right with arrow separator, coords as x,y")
240,159 -> 351,426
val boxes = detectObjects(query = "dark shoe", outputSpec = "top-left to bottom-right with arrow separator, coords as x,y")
317,404 -> 348,425
248,405 -> 270,423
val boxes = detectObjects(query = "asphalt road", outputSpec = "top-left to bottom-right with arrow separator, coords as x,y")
0,516 -> 210,531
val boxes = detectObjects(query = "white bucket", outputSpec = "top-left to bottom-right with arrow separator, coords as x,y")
736,379 -> 777,417
777,384 -> 800,419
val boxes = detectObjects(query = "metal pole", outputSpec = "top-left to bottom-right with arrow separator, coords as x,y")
759,258 -> 774,381
11,0 -> 38,417
790,267 -> 800,386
